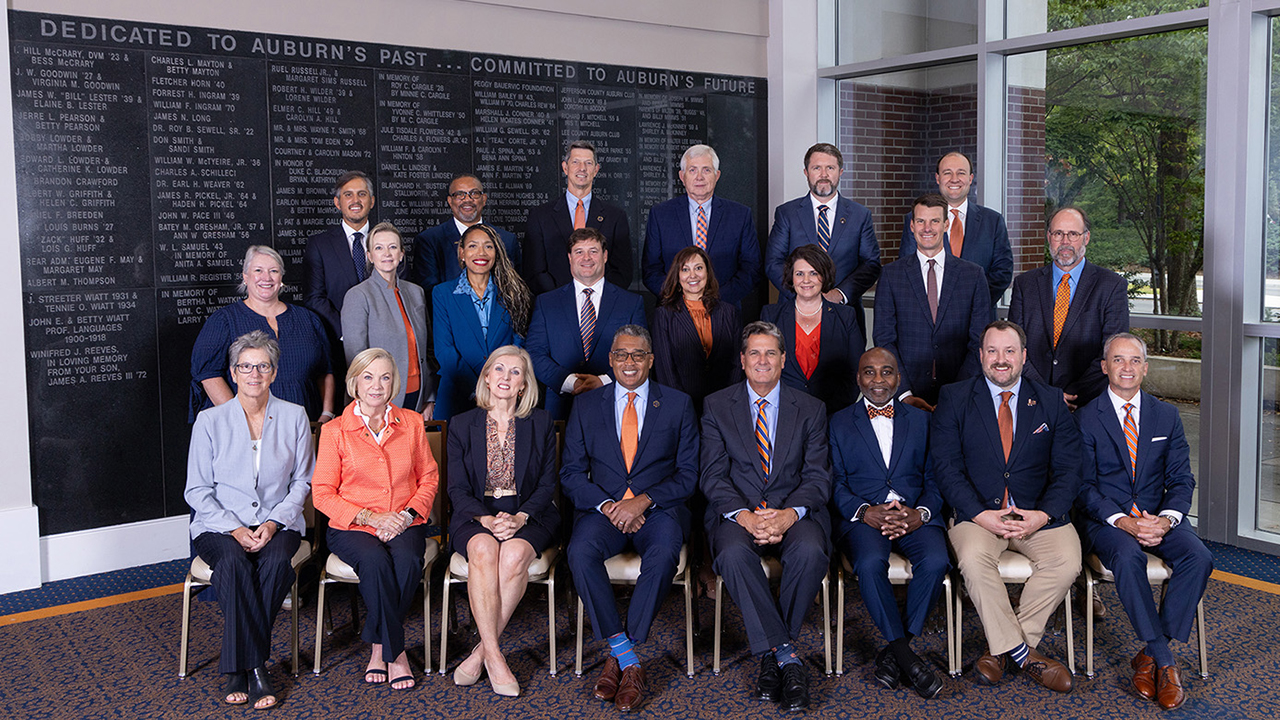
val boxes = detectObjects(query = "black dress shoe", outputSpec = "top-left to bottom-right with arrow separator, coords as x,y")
873,646 -> 900,690
754,654 -> 782,702
780,663 -> 810,713
904,659 -> 943,699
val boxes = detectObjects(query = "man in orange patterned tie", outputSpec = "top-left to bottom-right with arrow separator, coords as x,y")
561,325 -> 699,712
1008,206 -> 1130,410
1075,332 -> 1212,710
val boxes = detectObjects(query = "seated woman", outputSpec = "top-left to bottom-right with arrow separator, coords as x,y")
433,224 -> 532,420
761,244 -> 865,414
447,346 -> 557,697
312,348 -> 439,691
185,330 -> 314,710
342,221 -> 436,417
651,245 -> 743,415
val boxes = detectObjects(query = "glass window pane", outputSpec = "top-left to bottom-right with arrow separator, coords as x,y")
1260,339 -> 1280,533
1264,17 -> 1280,322
1005,0 -> 1206,39
836,0 -> 978,64
1005,28 -> 1207,322
1133,329 -> 1201,520
836,64 -> 978,257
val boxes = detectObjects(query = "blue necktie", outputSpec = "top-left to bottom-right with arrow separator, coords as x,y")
351,231 -> 366,282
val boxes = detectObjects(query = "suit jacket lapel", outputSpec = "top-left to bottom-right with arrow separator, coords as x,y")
886,402 -> 908,474
961,205 -> 982,262
851,403 -> 888,473
902,255 -> 932,328
770,387 -> 800,483
554,197 -> 575,239
706,197 -> 725,249
828,197 -> 850,249
1038,267 -> 1057,347
633,384 -> 663,471
935,257 -> 960,327
1006,384 -> 1045,467
1060,262 -> 1097,341
972,380 -> 1007,467
514,414 -> 532,494
1133,392 -> 1155,483
1095,396 -> 1132,482
453,291 -> 486,353
729,387 -> 767,487
469,412 -> 489,494
676,199 -> 695,249
798,198 -> 818,246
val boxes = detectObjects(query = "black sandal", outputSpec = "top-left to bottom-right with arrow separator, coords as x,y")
223,671 -> 249,705
247,666 -> 277,710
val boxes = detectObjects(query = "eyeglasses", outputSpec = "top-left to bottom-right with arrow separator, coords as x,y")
609,350 -> 652,362
449,189 -> 485,200
234,362 -> 274,374
1049,230 -> 1086,241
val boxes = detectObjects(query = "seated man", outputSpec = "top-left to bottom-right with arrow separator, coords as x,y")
830,348 -> 948,699
700,321 -> 831,712
932,320 -> 1080,694
1076,332 -> 1213,711
561,325 -> 699,713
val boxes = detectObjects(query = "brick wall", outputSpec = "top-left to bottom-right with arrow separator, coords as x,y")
1007,85 -> 1048,273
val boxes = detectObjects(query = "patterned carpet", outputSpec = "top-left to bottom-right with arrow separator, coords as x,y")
0,565 -> 1277,719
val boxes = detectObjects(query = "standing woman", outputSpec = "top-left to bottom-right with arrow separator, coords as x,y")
312,348 -> 439,691
447,346 -> 557,697
651,245 -> 743,415
185,331 -> 313,710
191,245 -> 336,423
761,244 -> 864,414
342,221 -> 437,418
433,224 -> 532,420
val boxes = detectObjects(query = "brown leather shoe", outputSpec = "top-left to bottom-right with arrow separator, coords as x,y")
1022,648 -> 1072,693
975,653 -> 1009,685
593,655 -> 621,701
1156,665 -> 1185,710
1131,650 -> 1157,700
614,663 -> 648,712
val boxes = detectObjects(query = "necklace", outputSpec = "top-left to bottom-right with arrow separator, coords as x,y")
796,304 -> 822,317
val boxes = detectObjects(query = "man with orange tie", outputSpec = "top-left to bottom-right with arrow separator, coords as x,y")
1008,206 -> 1130,410
1076,332 -> 1212,710
931,320 -> 1081,694
562,325 -> 699,712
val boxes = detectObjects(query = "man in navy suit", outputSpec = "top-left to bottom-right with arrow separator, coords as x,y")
875,193 -> 992,410
411,174 -> 520,291
700,321 -> 831,712
303,170 -> 376,350
523,140 -> 633,295
931,320 -> 1079,693
643,144 -> 761,307
1076,332 -> 1212,710
899,152 -> 1012,307
562,325 -> 699,712
526,227 -> 646,422
1009,206 -> 1130,410
766,143 -> 881,333
830,347 -> 947,699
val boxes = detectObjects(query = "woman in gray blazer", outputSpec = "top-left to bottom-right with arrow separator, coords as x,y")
185,330 -> 314,710
342,221 -> 437,417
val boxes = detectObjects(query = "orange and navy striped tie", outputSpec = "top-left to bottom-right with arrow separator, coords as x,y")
755,398 -> 771,477
1123,403 -> 1141,517
1052,274 -> 1070,347
695,205 -> 708,250
817,205 -> 831,252
580,287 -> 596,360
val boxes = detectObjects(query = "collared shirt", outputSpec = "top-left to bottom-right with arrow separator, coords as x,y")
614,380 -> 650,440
343,221 -> 371,253
1051,257 -> 1086,305
453,272 -> 494,337
947,198 -> 970,240
809,192 -> 838,234
688,195 -> 713,241
864,398 -> 896,470
453,217 -> 482,237
726,382 -> 807,521
566,190 -> 592,226
559,277 -> 612,394
917,247 -> 946,292
353,400 -> 394,445
984,375 -> 1023,435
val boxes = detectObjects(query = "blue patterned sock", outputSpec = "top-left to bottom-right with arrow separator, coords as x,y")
1009,642 -> 1030,667
773,642 -> 802,668
1147,638 -> 1175,667
608,632 -> 640,670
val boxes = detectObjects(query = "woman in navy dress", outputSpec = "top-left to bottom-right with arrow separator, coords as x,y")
190,245 -> 335,423
432,224 -> 532,420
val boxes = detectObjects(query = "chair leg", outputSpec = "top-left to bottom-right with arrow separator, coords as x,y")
683,566 -> 695,678
944,573 -> 956,677
313,574 -> 328,675
439,576 -> 452,675
290,577 -> 300,676
713,575 -> 723,675
953,573 -> 964,676
1064,587 -> 1075,675
422,568 -> 433,675
178,578 -> 195,678
836,565 -> 845,677
1196,597 -> 1208,678
822,572 -> 831,676
547,567 -> 557,677
1084,567 -> 1095,679
575,595 -> 585,677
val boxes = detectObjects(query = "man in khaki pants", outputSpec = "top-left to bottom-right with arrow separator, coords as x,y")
930,320 -> 1081,693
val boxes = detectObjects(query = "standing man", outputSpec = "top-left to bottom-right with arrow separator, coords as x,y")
931,320 -> 1081,694
899,151 -> 1013,308
1009,206 -> 1130,410
524,140 -> 633,295
562,325 -> 699,713
643,145 -> 761,308
830,348 -> 948,699
526,228 -> 646,422
303,170 -> 376,348
700,321 -> 831,712
1076,332 -> 1212,710
411,174 -> 520,291
874,193 -> 991,410
766,142 -> 881,335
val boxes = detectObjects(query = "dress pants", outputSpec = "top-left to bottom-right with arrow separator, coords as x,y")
948,521 -> 1081,656
712,516 -> 830,654
839,522 -> 950,643
193,529 -> 301,674
568,510 -> 684,643
1085,521 -> 1213,644
326,525 -> 428,662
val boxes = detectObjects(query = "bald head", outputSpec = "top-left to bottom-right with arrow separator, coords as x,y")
858,348 -> 900,406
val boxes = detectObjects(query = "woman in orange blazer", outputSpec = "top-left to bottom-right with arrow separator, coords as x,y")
312,347 -> 439,691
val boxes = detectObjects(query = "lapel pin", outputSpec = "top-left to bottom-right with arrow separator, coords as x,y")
652,400 -> 660,407
839,217 -> 846,224
596,215 -> 604,222
1027,399 -> 1036,407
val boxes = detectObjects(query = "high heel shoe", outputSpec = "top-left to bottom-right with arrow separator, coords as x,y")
453,645 -> 485,686
485,659 -> 520,697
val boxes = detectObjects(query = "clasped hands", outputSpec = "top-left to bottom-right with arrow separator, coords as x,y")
1116,511 -> 1172,547
366,510 -> 411,543
736,507 -> 798,545
480,512 -> 527,541
602,495 -> 651,534
861,500 -> 924,539
973,507 -> 1050,540
230,522 -> 278,552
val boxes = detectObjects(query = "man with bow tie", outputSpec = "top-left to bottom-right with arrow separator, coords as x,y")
830,348 -> 948,698
931,320 -> 1082,693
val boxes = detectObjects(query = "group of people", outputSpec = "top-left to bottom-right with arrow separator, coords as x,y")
182,140 -> 1212,713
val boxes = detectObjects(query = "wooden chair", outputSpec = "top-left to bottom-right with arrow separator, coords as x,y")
713,558 -> 832,676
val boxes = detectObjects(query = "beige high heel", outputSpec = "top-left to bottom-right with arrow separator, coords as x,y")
453,645 -> 485,686
485,659 -> 520,697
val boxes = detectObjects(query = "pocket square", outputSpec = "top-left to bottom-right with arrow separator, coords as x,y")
1151,436 -> 1168,442
1032,423 -> 1049,434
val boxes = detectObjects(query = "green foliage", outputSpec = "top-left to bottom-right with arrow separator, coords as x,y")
1047,0 -> 1206,32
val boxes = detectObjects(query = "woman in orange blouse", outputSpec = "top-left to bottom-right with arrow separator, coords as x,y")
761,244 -> 864,414
312,347 -> 439,691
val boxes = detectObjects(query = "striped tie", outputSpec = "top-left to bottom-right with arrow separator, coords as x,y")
1052,274 -> 1070,347
695,205 -> 708,250
817,205 -> 831,252
755,398 -> 771,477
1124,403 -> 1141,517
579,287 -> 596,360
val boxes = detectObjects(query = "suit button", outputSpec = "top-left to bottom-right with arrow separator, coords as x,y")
251,502 -> 258,507
1004,472 -> 1010,478
1053,359 -> 1059,365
